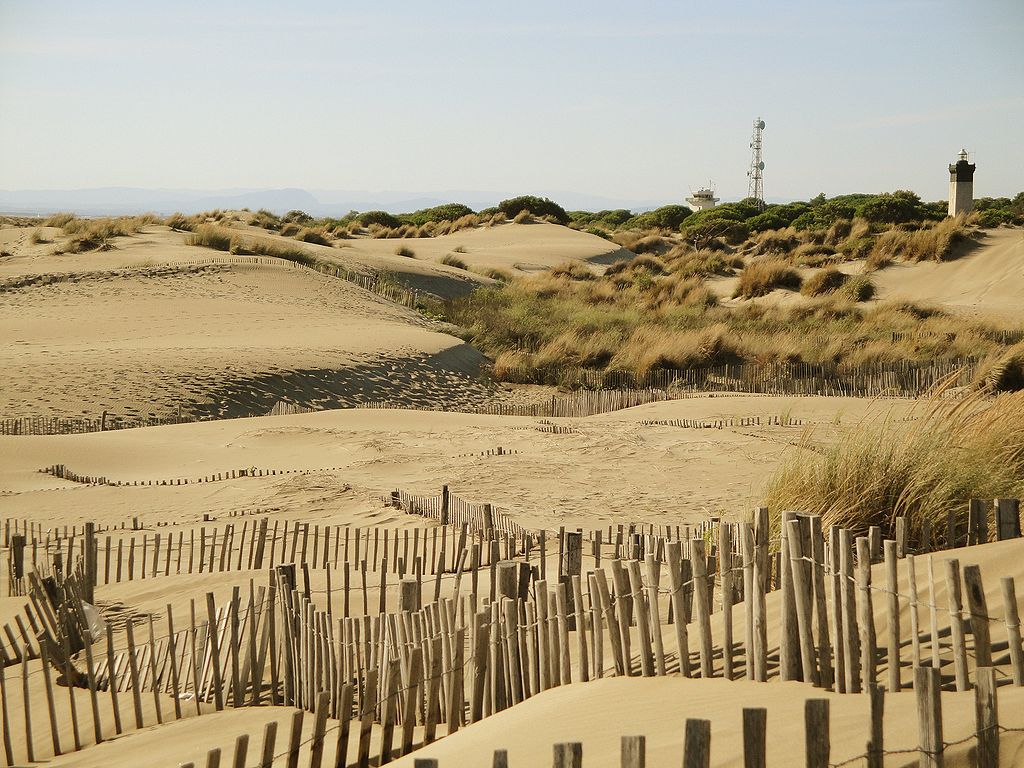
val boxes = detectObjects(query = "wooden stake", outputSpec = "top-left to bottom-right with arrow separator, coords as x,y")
974,666 -> 999,768
682,719 -> 711,768
742,708 -> 766,768
944,558 -> 968,691
622,735 -> 646,768
1002,577 -> 1023,686
914,665 -> 943,768
804,699 -> 829,768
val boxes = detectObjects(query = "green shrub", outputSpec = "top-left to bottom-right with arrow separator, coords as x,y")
400,203 -> 475,226
282,210 -> 312,224
357,210 -> 402,228
498,195 -> 569,224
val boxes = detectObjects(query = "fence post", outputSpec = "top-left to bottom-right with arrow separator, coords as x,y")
995,498 -> 1021,540
804,699 -> 829,768
553,742 -> 582,768
683,719 -> 711,768
1002,577 -> 1024,686
742,708 -> 766,768
621,735 -> 645,768
974,667 -> 999,768
915,665 -> 943,768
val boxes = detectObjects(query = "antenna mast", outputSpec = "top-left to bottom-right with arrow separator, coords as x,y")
747,117 -> 766,209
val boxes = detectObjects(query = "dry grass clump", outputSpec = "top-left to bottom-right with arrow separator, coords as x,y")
512,210 -> 532,224
28,229 -> 48,244
733,259 -> 802,298
394,246 -> 416,258
550,261 -> 595,280
440,253 -> 469,270
868,216 -> 970,268
801,268 -> 847,297
166,213 -> 200,231
279,223 -> 301,237
63,215 -> 154,240
836,275 -> 875,302
791,243 -> 837,267
295,228 -> 330,245
976,343 -> 1024,392
610,324 -> 739,374
764,390 -> 1024,540
480,267 -> 512,282
751,229 -> 801,255
646,274 -> 718,309
43,212 -> 76,228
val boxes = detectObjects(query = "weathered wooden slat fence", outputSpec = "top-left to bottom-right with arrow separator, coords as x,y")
0,495 -> 1021,766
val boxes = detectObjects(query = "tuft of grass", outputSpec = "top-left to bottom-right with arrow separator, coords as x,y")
295,228 -> 330,245
440,253 -> 469,270
28,229 -> 47,245
279,223 -> 301,237
763,390 -> 1024,542
512,210 -> 532,224
395,246 -> 416,258
186,225 -> 234,252
836,275 -> 875,302
166,212 -> 198,231
801,268 -> 847,297
550,261 -> 595,281
43,212 -> 76,228
976,343 -> 1024,392
868,215 -> 971,266
733,259 -> 802,298
480,267 -> 512,282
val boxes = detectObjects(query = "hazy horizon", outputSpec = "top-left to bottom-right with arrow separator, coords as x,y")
2,0 -> 1022,205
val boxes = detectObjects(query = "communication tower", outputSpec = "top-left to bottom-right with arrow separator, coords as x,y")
747,117 -> 766,209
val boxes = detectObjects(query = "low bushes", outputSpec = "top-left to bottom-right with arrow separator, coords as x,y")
440,253 -> 468,270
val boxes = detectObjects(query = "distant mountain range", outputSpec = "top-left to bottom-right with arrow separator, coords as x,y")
0,187 -> 693,217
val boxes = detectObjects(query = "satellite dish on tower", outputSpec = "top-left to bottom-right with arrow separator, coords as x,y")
757,119 -> 766,130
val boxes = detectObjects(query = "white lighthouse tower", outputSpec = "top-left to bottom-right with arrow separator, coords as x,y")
948,149 -> 976,217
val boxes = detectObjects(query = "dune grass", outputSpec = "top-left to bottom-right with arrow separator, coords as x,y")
733,259 -> 802,298
395,246 -> 416,258
763,389 -> 1024,541
440,253 -> 469,269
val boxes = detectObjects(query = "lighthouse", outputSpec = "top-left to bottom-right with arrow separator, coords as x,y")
948,149 -> 975,217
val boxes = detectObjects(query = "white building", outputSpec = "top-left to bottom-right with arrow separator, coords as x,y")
686,183 -> 719,212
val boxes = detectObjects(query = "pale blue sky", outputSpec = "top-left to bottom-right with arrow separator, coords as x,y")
1,0 -> 1021,205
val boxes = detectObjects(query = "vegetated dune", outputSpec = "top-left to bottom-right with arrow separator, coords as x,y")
869,227 -> 1024,318
318,220 -> 629,275
0,228 -> 490,420
0,395 -> 914,529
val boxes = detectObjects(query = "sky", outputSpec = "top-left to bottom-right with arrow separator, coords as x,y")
1,0 -> 1022,205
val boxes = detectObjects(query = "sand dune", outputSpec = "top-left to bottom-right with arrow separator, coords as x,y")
870,228 -> 1024,318
0,396 -> 914,528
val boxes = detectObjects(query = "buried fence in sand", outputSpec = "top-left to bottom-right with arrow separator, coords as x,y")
0,490 -> 1022,765
0,357 -> 989,437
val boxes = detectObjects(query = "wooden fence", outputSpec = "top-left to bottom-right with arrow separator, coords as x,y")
493,357 -> 980,398
0,495 -> 1021,766
180,669 -> 1022,767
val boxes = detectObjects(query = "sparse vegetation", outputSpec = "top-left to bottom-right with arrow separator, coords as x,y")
295,228 -> 330,245
440,253 -> 469,270
395,246 -> 416,258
